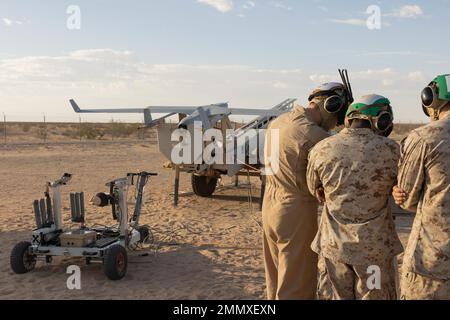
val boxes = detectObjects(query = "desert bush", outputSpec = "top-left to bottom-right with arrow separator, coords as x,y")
61,129 -> 78,138
80,123 -> 105,140
108,120 -> 138,138
20,123 -> 32,133
37,125 -> 47,141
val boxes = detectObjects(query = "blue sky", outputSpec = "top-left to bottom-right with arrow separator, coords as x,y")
0,0 -> 449,122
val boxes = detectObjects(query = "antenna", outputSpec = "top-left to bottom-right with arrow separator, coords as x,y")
344,69 -> 354,103
339,69 -> 354,104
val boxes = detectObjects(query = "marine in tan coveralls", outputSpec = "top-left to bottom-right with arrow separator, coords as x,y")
307,94 -> 403,300
393,75 -> 450,300
262,81 -> 352,300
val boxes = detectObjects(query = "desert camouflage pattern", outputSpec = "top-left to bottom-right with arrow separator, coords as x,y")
398,113 -> 450,281
400,271 -> 450,300
318,256 -> 398,300
263,105 -> 329,300
307,128 -> 403,266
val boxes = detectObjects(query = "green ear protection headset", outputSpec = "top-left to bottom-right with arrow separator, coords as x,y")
421,74 -> 450,120
345,94 -> 394,137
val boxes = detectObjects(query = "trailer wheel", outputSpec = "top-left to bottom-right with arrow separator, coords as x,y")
191,174 -> 217,197
103,245 -> 127,280
10,241 -> 36,274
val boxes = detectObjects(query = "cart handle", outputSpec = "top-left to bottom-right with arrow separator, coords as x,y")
127,172 -> 158,177
48,173 -> 72,187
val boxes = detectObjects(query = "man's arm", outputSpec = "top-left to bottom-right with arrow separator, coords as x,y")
306,148 -> 324,203
397,132 -> 427,212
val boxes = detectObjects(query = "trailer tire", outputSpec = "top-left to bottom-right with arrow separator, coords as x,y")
10,241 -> 36,274
191,174 -> 217,197
103,245 -> 127,280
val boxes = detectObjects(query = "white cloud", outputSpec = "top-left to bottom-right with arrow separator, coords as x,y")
2,17 -> 23,27
271,1 -> 292,11
272,81 -> 289,89
357,51 -> 427,57
0,49 -> 309,121
330,18 -> 366,26
0,50 -> 430,122
330,18 -> 391,27
243,1 -> 256,9
408,71 -> 426,82
331,4 -> 423,29
382,79 -> 394,87
355,68 -> 395,78
197,0 -> 233,13
2,18 -> 12,26
309,68 -> 395,86
390,5 -> 423,18
425,60 -> 449,65
309,73 -> 337,84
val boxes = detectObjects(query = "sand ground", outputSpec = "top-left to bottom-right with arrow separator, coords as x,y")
0,142 -> 413,300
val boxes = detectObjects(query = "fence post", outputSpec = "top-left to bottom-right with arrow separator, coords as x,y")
3,113 -> 6,145
79,116 -> 82,142
111,118 -> 114,141
43,113 -> 47,145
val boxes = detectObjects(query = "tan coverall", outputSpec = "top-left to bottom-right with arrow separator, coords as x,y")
262,106 -> 329,300
397,113 -> 450,300
307,128 -> 403,300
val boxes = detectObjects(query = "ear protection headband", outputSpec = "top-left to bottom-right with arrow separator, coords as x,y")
308,90 -> 346,113
421,75 -> 450,119
346,104 -> 394,137
307,69 -> 354,125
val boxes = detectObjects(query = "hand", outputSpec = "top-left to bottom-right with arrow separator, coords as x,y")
392,186 -> 408,206
316,187 -> 325,203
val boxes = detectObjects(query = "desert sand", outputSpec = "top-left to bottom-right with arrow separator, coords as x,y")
0,140 -> 413,300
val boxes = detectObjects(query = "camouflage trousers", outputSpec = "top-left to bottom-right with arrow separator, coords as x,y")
400,271 -> 450,300
317,256 -> 398,300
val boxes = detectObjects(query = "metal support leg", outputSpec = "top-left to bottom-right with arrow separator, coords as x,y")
118,185 -> 128,246
39,199 -> 46,226
260,175 -> 266,211
234,174 -> 239,187
174,165 -> 180,207
33,200 -> 43,229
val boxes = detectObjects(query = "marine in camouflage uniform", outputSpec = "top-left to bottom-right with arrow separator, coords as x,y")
395,75 -> 450,300
263,81 -> 352,300
307,94 -> 403,300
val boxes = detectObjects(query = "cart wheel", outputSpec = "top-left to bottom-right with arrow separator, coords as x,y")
138,226 -> 154,244
191,174 -> 217,197
103,245 -> 127,280
10,241 -> 36,274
